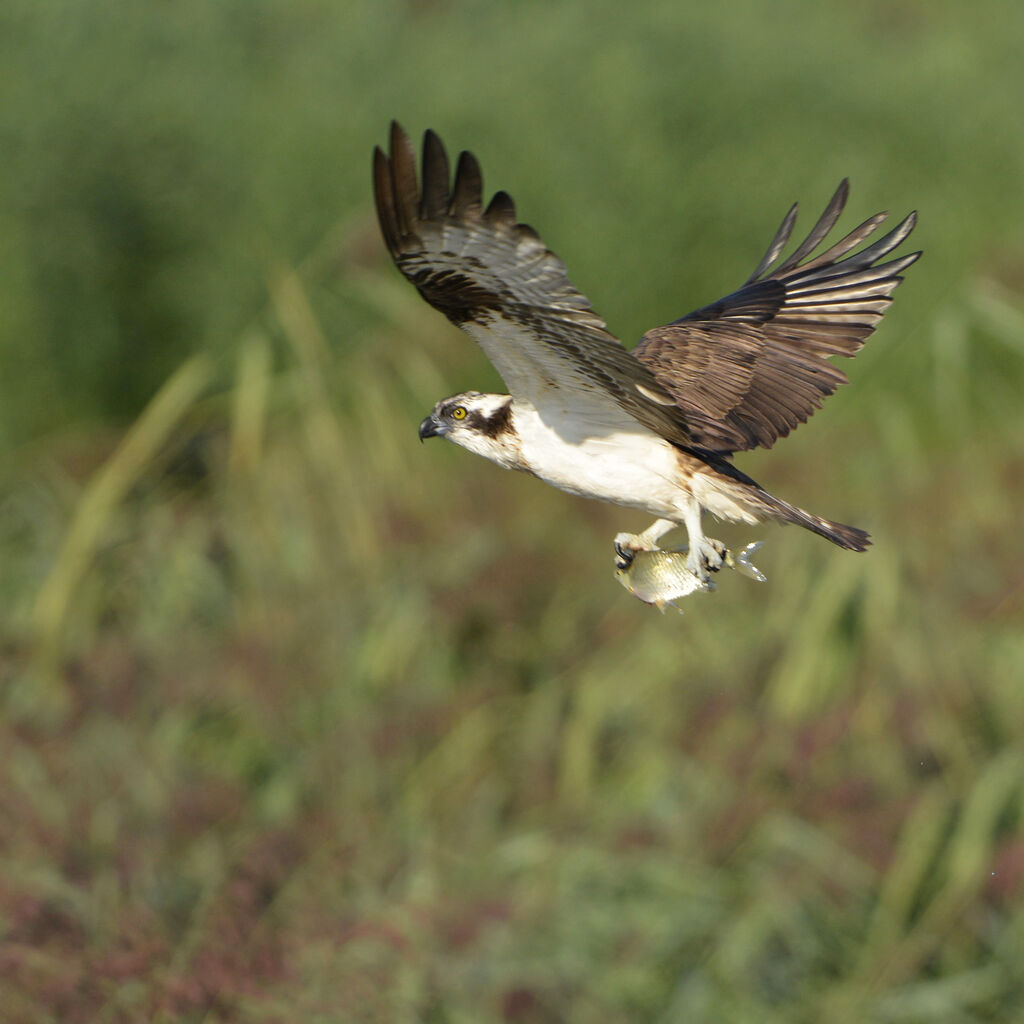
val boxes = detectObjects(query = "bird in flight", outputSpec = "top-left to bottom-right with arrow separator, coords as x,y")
373,122 -> 919,586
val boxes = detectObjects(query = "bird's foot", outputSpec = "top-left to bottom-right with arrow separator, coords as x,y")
613,518 -> 677,565
685,537 -> 726,583
614,528 -> 671,571
613,534 -> 641,571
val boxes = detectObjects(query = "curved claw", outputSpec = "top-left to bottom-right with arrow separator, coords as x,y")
613,539 -> 636,571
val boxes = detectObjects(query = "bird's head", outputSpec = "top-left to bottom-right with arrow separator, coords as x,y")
418,392 -> 520,468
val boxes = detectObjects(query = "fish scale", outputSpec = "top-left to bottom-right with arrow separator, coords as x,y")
616,542 -> 766,611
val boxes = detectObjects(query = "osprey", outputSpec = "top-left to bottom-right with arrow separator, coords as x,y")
373,122 -> 919,583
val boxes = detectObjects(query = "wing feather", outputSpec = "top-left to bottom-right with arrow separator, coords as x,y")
633,183 -> 920,453
374,122 -> 689,444
375,123 -> 920,456
389,122 -> 420,240
420,129 -> 451,219
770,179 -> 849,278
746,203 -> 798,284
450,150 -> 484,219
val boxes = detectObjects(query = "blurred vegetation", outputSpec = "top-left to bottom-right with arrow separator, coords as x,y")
2,0 -> 1024,1021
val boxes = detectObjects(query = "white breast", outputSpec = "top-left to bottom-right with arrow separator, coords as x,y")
510,401 -> 685,517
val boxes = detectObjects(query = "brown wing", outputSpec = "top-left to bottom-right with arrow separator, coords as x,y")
632,180 -> 920,453
374,122 -> 692,446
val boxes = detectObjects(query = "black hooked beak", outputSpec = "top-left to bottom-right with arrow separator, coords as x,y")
418,414 -> 441,442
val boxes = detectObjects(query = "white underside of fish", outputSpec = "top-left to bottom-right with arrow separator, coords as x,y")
616,541 -> 766,611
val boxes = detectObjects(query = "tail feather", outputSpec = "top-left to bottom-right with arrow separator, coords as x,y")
689,449 -> 871,551
755,490 -> 870,551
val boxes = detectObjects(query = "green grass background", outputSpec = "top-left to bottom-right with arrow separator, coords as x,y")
3,1 -> 1024,1020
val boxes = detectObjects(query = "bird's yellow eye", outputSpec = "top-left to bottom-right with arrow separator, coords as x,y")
451,406 -> 467,420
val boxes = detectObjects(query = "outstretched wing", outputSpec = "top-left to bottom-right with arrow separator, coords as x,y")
632,181 -> 920,454
374,122 -> 691,444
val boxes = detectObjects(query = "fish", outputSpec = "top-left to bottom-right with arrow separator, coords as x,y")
615,540 -> 766,611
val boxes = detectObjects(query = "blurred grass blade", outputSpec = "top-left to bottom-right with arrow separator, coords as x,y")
765,555 -> 864,718
229,330 -> 272,479
872,749 -> 1024,985
30,354 -> 213,676
937,748 -> 1024,902
269,268 -> 333,376
855,784 -> 950,980
269,267 -> 378,562
972,282 -> 1024,353
931,310 -> 969,428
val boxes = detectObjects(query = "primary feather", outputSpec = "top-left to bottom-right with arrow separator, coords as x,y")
373,122 -> 689,445
632,180 -> 920,452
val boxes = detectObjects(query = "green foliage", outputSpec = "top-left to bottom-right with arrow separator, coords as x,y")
2,1 -> 1024,1021
3,0 -> 1023,439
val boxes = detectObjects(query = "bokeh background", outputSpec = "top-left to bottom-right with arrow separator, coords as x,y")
3,1 -> 1024,1020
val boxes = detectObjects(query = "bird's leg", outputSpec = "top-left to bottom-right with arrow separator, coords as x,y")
681,500 -> 725,582
614,518 -> 678,569
614,507 -> 727,581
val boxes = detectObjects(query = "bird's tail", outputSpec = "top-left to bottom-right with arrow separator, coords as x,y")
692,450 -> 871,551
754,489 -> 870,551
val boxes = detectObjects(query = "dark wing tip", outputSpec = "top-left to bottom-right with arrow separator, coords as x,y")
451,149 -> 483,219
389,119 -> 410,151
388,121 -> 420,238
746,201 -> 798,285
373,144 -> 401,257
377,122 -> 521,232
484,190 -> 517,226
898,209 -> 922,268
772,178 -> 853,277
745,182 -> 850,285
420,128 -> 451,219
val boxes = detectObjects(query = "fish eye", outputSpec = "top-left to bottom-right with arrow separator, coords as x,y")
451,405 -> 467,421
